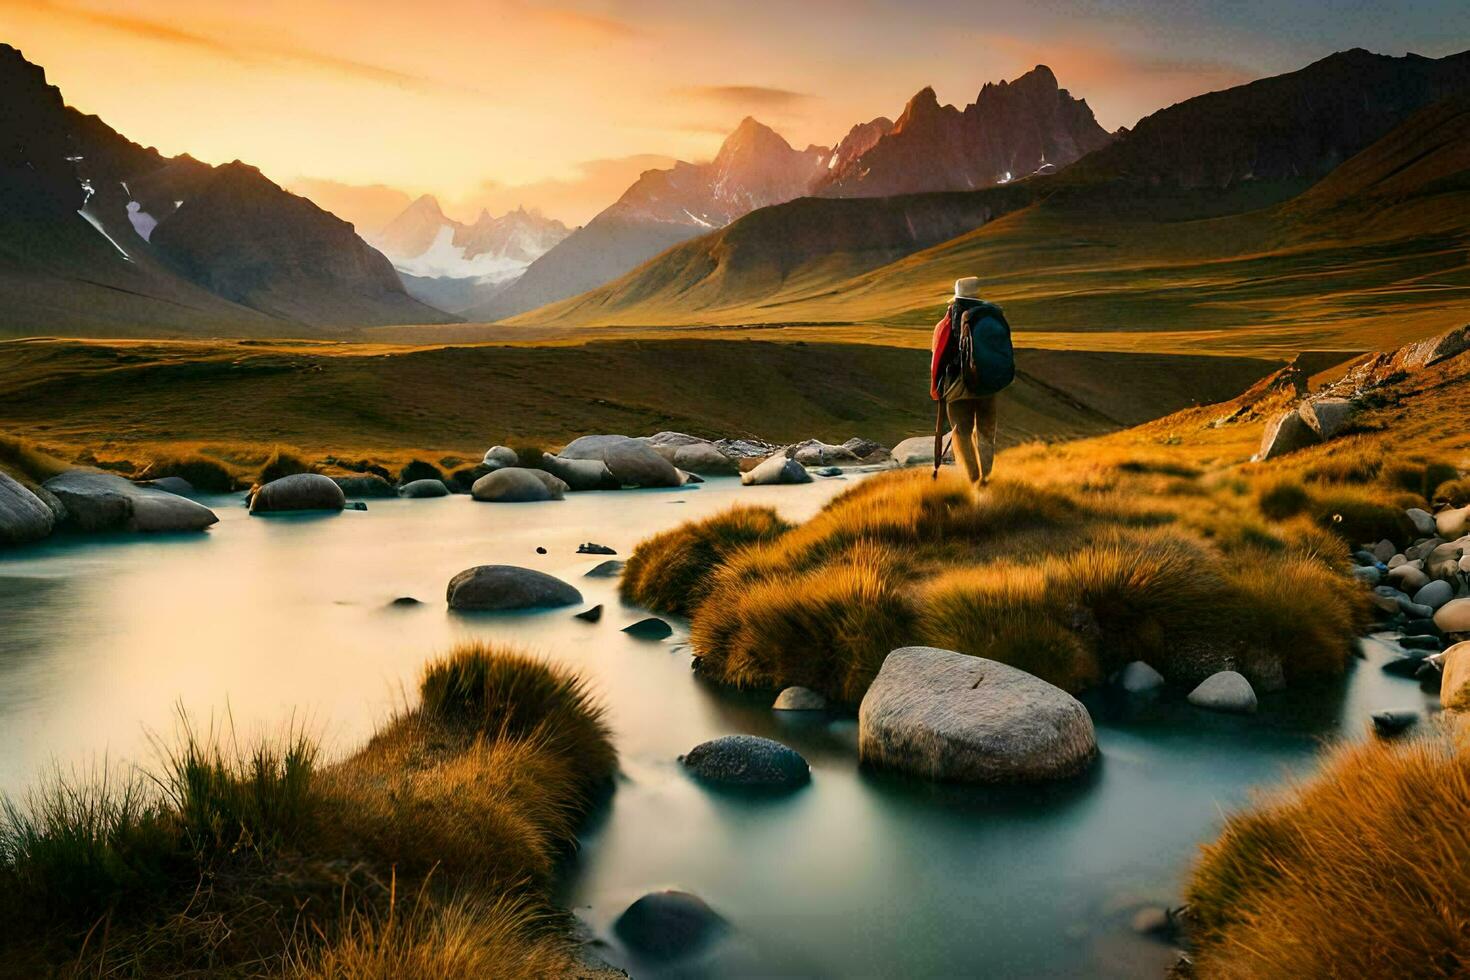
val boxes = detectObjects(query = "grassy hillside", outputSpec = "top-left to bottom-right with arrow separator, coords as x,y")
0,337 -> 1282,474
506,97 -> 1470,358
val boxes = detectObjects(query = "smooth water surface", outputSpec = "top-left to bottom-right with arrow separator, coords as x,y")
0,477 -> 1438,978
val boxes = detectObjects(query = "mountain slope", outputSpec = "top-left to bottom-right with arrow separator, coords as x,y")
466,117 -> 829,321
0,44 -> 449,336
817,66 -> 1112,198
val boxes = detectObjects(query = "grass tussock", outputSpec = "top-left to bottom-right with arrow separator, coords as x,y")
621,504 -> 793,616
259,447 -> 315,484
136,451 -> 239,492
1435,476 -> 1470,507
0,431 -> 71,486
398,459 -> 444,484
1187,727 -> 1470,978
632,454 -> 1373,703
0,643 -> 614,976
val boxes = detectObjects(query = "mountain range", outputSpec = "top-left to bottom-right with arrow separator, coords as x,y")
467,65 -> 1109,321
0,44 -> 449,336
509,48 -> 1470,355
371,196 -> 568,313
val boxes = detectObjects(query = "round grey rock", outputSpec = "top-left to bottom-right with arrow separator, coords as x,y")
481,446 -> 518,470
667,442 -> 739,476
741,455 -> 812,486
681,734 -> 810,789
1413,580 -> 1455,611
470,467 -> 566,502
139,476 -> 196,496
603,440 -> 682,488
539,453 -> 621,491
1407,508 -> 1437,537
858,647 -> 1098,782
333,474 -> 397,498
559,434 -> 635,459
773,686 -> 827,711
398,478 -> 449,498
613,890 -> 726,961
1187,671 -> 1258,714
249,473 -> 345,514
0,471 -> 55,545
1118,660 -> 1166,696
445,565 -> 582,611
584,559 -> 626,578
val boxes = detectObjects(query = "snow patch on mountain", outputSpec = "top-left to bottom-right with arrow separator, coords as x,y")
391,224 -> 528,282
126,201 -> 157,241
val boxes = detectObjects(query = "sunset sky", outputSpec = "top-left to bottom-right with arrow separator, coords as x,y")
7,0 -> 1467,229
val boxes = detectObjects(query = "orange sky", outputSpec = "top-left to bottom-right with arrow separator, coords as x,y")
6,0 -> 1466,229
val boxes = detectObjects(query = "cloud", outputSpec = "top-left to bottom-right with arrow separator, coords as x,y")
678,84 -> 814,110
521,5 -> 643,39
17,0 -> 476,95
285,179 -> 415,236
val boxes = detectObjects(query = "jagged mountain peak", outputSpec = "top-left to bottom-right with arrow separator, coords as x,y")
894,86 -> 955,133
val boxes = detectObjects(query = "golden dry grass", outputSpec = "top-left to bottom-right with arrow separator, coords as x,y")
620,505 -> 792,617
0,642 -> 614,977
1187,726 -> 1470,978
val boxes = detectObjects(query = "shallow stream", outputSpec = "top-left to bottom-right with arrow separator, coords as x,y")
0,476 -> 1438,978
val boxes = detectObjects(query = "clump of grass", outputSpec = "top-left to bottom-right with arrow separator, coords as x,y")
1300,442 -> 1385,484
0,644 -> 616,975
259,447 -> 314,484
293,889 -> 577,980
691,542 -> 916,703
919,564 -> 1098,691
621,505 -> 792,616
1257,477 -> 1311,520
1310,486 -> 1414,546
1434,476 -> 1470,507
1224,552 -> 1370,683
0,768 -> 181,929
1187,728 -> 1470,977
136,452 -> 238,492
0,432 -> 71,486
1382,460 -> 1459,501
398,459 -> 444,484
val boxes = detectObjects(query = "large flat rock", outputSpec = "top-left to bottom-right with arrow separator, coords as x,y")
446,564 -> 582,610
46,470 -> 218,532
858,646 -> 1097,783
0,472 -> 55,545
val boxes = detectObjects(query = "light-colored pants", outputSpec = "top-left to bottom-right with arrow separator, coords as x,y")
947,396 -> 997,485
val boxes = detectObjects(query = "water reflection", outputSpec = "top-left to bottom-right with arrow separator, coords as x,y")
0,478 -> 1434,978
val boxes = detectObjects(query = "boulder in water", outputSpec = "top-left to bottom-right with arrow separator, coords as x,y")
1118,661 -> 1165,696
398,478 -> 449,498
623,616 -> 672,639
773,686 -> 827,711
446,565 -> 582,610
1187,671 -> 1257,713
1371,710 -> 1418,736
603,440 -> 682,488
249,473 -> 345,514
333,474 -> 397,498
613,890 -> 727,961
741,455 -> 812,486
787,439 -> 862,467
138,476 -> 196,496
539,454 -> 621,491
680,734 -> 810,790
471,467 -> 567,502
574,604 -> 604,623
578,542 -> 616,555
48,470 -> 219,531
667,441 -> 739,476
584,559 -> 626,578
0,472 -> 56,545
1440,641 -> 1470,709
858,646 -> 1098,782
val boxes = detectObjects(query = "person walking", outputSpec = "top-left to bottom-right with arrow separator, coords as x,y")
930,276 -> 1013,489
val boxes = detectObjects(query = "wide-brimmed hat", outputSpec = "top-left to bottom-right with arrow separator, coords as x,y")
954,276 -> 981,299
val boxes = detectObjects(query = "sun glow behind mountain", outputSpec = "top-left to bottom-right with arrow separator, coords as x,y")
7,0 -> 1467,229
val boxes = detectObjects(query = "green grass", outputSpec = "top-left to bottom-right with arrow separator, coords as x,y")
0,643 -> 615,976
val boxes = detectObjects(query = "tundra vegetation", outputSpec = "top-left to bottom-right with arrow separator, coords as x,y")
0,642 -> 615,977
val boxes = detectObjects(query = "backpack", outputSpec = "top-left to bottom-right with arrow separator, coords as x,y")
949,299 -> 1015,395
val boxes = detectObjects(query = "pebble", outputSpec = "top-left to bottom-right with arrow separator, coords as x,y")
1371,710 -> 1418,736
623,617 -> 673,639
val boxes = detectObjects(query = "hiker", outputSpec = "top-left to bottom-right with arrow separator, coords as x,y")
930,276 -> 1015,489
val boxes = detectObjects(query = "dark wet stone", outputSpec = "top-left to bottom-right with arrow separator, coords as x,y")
613,890 -> 726,961
390,596 -> 421,607
575,604 -> 604,623
578,542 -> 617,555
536,546 -> 547,554
623,617 -> 672,639
585,559 -> 626,579
1371,710 -> 1417,736
680,734 -> 810,790
1382,652 -> 1430,677
1399,634 -> 1442,651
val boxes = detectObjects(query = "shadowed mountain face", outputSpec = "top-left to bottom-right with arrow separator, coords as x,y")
816,66 -> 1113,198
1069,48 -> 1470,190
0,44 -> 450,335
